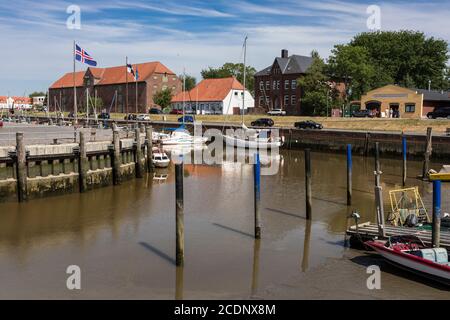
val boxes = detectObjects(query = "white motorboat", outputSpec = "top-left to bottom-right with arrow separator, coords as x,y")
158,130 -> 208,146
223,125 -> 283,149
152,150 -> 170,168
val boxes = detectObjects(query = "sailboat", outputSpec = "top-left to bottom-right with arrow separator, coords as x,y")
158,69 -> 208,146
222,37 -> 283,149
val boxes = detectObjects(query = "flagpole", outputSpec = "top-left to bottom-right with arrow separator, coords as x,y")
125,56 -> 129,115
73,40 -> 78,124
135,64 -> 138,114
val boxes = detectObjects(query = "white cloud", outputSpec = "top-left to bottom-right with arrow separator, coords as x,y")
0,0 -> 448,95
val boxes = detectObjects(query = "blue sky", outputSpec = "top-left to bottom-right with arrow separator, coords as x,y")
0,0 -> 449,96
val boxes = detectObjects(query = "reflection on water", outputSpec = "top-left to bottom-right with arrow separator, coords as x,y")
0,149 -> 448,299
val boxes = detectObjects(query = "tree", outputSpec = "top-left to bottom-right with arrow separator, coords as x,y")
201,63 -> 257,93
29,91 -> 46,98
153,88 -> 173,109
347,31 -> 448,90
327,45 -> 392,101
298,51 -> 341,116
178,74 -> 197,91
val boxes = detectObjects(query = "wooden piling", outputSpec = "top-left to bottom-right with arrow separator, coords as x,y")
422,127 -> 433,180
78,131 -> 88,193
175,163 -> 184,267
305,149 -> 312,220
134,128 -> 144,178
346,144 -> 352,206
146,127 -> 153,173
374,142 -> 385,237
15,132 -> 27,202
112,130 -> 121,185
254,153 -> 261,239
432,180 -> 441,248
402,134 -> 407,186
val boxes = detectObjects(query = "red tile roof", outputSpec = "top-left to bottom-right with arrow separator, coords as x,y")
50,61 -> 176,89
0,96 -> 31,103
172,77 -> 244,103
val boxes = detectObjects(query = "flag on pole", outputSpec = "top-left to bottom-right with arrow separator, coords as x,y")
75,44 -> 97,66
127,63 -> 136,78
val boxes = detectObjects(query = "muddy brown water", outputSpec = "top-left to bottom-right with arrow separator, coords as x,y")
0,143 -> 449,298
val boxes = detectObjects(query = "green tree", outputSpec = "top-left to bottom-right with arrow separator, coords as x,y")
298,51 -> 340,116
29,91 -> 46,98
178,74 -> 197,91
153,88 -> 173,109
348,31 -> 448,90
201,62 -> 257,93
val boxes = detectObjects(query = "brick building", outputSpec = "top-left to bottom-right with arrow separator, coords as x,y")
254,49 -> 314,115
49,61 -> 182,114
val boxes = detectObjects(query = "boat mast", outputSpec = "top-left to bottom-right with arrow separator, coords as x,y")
182,68 -> 186,125
242,36 -> 247,126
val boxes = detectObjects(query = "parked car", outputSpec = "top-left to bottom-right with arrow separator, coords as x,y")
170,109 -> 184,115
251,118 -> 274,127
0,120 -> 3,127
149,108 -> 163,114
427,107 -> 450,119
136,114 -> 150,121
267,109 -> 286,116
294,120 -> 323,130
178,115 -> 194,123
352,109 -> 373,118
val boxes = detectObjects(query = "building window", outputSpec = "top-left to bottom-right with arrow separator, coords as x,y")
235,91 -> 238,96
405,103 -> 415,113
273,81 -> 276,90
259,81 -> 264,91
259,96 -> 264,106
266,81 -> 270,90
285,80 -> 289,90
284,95 -> 289,106
291,95 -> 296,105
292,80 -> 297,89
276,81 -> 280,90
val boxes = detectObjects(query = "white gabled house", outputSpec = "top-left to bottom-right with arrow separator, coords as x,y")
171,77 -> 254,115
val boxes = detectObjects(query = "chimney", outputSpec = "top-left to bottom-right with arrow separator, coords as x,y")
281,49 -> 288,58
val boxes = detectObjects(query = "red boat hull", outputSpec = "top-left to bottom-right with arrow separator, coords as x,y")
366,241 -> 450,286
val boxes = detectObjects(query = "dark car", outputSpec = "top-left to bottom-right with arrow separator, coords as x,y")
352,109 -> 373,118
427,107 -> 450,119
170,109 -> 184,115
294,120 -> 323,130
149,108 -> 163,114
178,115 -> 194,123
251,118 -> 274,127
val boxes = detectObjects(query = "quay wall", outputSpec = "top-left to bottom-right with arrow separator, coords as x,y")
0,132 -> 147,202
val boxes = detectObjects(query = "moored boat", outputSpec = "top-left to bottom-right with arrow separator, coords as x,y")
151,149 -> 170,168
366,235 -> 450,286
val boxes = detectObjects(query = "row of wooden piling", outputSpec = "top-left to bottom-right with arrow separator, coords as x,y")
14,125 -> 155,201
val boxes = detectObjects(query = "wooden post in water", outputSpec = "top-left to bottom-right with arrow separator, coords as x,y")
78,131 -> 88,193
347,144 -> 352,206
402,134 -> 407,186
422,127 -> 433,180
432,180 -> 441,248
15,132 -> 27,202
254,153 -> 261,239
146,126 -> 153,173
305,149 -> 312,220
175,163 -> 184,267
134,128 -> 143,178
112,130 -> 121,185
374,142 -> 385,237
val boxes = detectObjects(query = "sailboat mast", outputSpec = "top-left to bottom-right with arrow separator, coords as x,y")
182,68 -> 186,125
242,36 -> 247,126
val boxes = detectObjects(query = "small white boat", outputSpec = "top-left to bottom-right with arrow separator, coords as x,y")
223,125 -> 283,149
152,131 -> 170,143
152,150 -> 170,168
159,130 -> 208,146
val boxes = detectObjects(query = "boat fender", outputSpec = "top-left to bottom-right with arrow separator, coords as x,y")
404,214 -> 418,227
